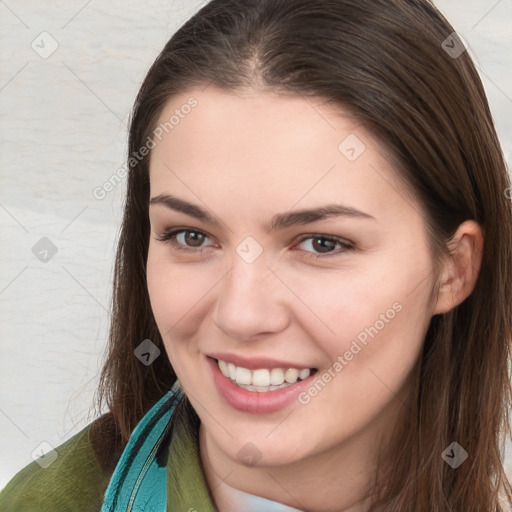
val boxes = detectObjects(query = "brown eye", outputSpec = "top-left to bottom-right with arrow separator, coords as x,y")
155,228 -> 214,252
296,235 -> 354,258
311,237 -> 337,253
183,231 -> 205,247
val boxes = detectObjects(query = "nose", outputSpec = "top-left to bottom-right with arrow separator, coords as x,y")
212,253 -> 290,340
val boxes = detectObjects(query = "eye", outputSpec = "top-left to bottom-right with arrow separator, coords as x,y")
155,228 -> 354,259
295,234 -> 354,258
154,228 -> 215,253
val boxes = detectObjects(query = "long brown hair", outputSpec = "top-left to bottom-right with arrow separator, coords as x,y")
93,0 -> 512,509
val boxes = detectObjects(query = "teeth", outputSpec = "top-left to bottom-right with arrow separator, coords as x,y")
299,368 -> 310,380
218,359 -> 228,376
227,362 -> 237,380
284,368 -> 299,383
216,359 -> 313,390
235,366 -> 252,385
252,369 -> 271,387
235,382 -> 294,392
270,368 -> 284,385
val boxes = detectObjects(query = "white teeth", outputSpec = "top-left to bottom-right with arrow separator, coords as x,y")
218,359 -> 228,376
235,382 -> 294,392
252,369 -> 270,387
227,362 -> 237,380
284,368 -> 299,383
269,368 -> 284,386
299,368 -> 310,380
235,366 -> 252,385
216,359 -> 313,391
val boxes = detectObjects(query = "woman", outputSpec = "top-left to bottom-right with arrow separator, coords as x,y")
1,0 -> 511,510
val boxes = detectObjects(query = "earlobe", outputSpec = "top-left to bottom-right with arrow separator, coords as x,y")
432,220 -> 484,315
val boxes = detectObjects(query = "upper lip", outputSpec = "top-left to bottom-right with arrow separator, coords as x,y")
207,352 -> 316,370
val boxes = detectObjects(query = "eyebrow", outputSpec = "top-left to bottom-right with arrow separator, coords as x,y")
149,193 -> 375,231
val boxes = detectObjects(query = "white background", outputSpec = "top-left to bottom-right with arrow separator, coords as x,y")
1,0 -> 511,490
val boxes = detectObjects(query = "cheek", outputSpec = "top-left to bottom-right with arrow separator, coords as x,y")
146,246 -> 217,341
294,296 -> 427,448
288,260 -> 431,397
146,247 -> 180,325
280,259 -> 422,346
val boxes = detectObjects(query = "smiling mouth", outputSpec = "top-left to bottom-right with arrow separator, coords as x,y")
213,357 -> 318,392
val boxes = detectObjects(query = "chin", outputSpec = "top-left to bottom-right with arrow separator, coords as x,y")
223,432 -> 309,468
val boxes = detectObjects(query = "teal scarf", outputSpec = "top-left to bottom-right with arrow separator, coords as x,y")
100,380 -> 305,512
101,380 -> 183,511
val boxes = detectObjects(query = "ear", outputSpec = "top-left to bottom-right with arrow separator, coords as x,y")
432,220 -> 484,315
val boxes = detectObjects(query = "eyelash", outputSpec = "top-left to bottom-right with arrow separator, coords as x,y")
154,228 -> 354,259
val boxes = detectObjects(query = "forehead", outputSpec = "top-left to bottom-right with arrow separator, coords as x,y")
151,86 -> 368,161
148,86 -> 420,224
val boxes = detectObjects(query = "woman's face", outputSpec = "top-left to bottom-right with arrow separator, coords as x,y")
146,86 -> 439,468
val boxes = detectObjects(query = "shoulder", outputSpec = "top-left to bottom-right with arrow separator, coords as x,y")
0,414 -> 121,512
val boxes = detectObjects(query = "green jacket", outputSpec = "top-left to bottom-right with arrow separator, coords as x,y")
0,419 -> 112,511
0,381 -> 307,511
0,381 -> 217,511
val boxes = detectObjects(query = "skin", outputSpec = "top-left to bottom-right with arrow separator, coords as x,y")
146,86 -> 483,512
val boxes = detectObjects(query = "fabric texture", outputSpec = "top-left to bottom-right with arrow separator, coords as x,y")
100,380 -> 184,511
0,420 -> 112,511
165,390 -> 304,512
0,380 -> 214,512
0,380 -> 306,512
165,389 -> 218,512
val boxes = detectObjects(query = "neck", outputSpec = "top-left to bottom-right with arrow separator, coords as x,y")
209,473 -> 372,512
198,410 -> 395,512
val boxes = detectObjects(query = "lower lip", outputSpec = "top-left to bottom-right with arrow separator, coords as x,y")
206,356 -> 317,414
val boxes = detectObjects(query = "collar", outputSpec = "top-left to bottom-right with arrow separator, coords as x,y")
165,387 -> 217,512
